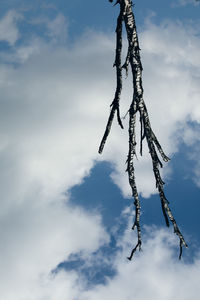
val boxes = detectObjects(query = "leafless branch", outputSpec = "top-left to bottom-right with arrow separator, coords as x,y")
99,0 -> 188,260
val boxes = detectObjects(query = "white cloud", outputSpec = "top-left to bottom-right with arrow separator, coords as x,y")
13,219 -> 197,300
81,228 -> 200,300
0,10 -> 21,45
0,25 -> 114,300
0,200 -> 108,299
0,10 -> 200,299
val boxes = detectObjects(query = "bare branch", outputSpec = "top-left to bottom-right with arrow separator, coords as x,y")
126,103 -> 142,260
101,0 -> 188,260
98,5 -> 124,154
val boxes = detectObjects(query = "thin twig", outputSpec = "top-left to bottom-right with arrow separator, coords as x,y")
126,103 -> 142,260
98,4 -> 124,154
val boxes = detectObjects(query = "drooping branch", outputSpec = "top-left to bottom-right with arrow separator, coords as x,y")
126,103 -> 142,260
98,3 -> 124,154
99,0 -> 188,259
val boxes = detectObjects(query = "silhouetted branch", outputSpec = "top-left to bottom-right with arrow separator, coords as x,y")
100,0 -> 188,260
98,4 -> 124,154
126,103 -> 142,260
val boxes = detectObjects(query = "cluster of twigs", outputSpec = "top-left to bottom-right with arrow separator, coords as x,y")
99,0 -> 188,260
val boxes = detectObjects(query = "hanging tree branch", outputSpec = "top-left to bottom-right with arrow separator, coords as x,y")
99,1 -> 124,154
99,0 -> 188,260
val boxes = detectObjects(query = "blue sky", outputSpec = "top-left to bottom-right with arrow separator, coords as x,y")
0,0 -> 200,299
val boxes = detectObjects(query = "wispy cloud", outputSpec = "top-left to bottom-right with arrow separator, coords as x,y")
0,10 -> 22,45
29,13 -> 69,44
173,0 -> 200,7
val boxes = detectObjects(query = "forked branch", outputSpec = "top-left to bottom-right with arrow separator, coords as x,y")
99,0 -> 188,260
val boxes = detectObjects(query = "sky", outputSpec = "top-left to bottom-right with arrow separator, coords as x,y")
0,0 -> 200,299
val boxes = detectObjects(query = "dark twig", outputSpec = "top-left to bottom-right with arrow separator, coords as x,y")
98,4 -> 124,154
100,0 -> 188,260
126,103 -> 142,260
